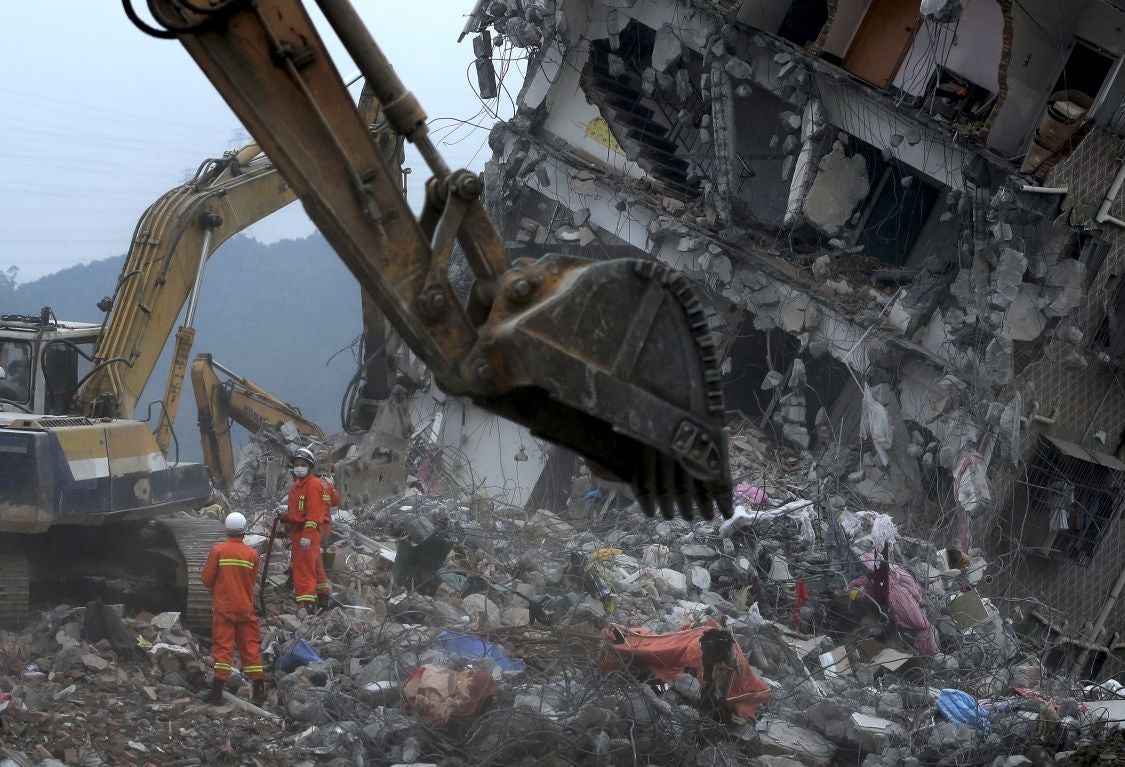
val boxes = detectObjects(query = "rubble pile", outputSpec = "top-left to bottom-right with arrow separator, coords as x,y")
0,604 -> 285,765
3,432 -> 1124,765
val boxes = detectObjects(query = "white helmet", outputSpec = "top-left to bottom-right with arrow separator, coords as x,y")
224,512 -> 247,535
291,446 -> 316,468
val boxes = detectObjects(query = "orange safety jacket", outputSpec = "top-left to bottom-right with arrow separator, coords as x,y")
321,477 -> 340,527
284,475 -> 336,534
201,538 -> 261,615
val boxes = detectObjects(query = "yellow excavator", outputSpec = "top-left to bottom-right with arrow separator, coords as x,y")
191,353 -> 330,498
0,0 -> 731,629
0,142 -> 299,629
192,350 -> 412,506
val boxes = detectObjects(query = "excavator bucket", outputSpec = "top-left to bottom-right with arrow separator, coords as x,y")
470,255 -> 732,520
136,0 -> 732,520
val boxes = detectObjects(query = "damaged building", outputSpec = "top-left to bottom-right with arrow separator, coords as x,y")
461,0 -> 1125,658
9,2 -> 1125,763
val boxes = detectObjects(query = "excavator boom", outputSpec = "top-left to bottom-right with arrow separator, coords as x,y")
192,353 -> 328,492
137,0 -> 732,519
75,143 -> 296,435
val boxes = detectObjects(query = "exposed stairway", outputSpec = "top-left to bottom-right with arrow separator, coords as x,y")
586,34 -> 708,201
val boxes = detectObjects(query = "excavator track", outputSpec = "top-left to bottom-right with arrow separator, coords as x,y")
157,518 -> 226,635
0,542 -> 29,630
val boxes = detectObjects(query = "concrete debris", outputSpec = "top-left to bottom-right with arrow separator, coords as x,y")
466,0 -> 1125,756
804,144 -> 870,235
8,2 -> 1125,765
1043,258 -> 1085,317
650,23 -> 682,70
724,56 -> 753,80
2,448 -> 1123,766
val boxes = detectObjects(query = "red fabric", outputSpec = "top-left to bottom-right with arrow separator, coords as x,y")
600,622 -> 770,719
314,547 -> 330,596
850,553 -> 940,655
201,538 -> 260,615
792,577 -> 809,629
211,612 -> 263,681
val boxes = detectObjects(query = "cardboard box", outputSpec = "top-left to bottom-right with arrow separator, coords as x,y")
949,591 -> 993,629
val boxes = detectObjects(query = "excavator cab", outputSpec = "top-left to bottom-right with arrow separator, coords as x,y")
135,0 -> 732,519
0,311 -> 99,416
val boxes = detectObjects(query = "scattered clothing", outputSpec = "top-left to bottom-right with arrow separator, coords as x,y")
850,552 -> 940,655
937,688 -> 990,732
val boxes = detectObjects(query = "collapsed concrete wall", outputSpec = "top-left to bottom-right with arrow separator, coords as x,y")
462,0 -> 1125,635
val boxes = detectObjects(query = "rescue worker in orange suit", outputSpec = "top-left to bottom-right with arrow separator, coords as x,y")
282,447 -> 333,611
201,512 -> 265,704
312,470 -> 341,609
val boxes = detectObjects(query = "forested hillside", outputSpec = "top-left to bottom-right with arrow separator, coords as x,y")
1,234 -> 361,461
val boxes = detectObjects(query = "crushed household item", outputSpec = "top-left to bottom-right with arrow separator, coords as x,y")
437,629 -> 528,672
277,639 -> 322,672
402,664 -> 501,725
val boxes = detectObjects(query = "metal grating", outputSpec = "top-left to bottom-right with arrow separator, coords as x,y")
1015,435 -> 1125,566
32,416 -> 95,428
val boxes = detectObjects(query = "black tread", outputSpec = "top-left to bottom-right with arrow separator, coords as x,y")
0,543 -> 29,630
158,518 -> 226,635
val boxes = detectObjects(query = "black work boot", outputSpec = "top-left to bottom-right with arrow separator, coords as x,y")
204,677 -> 225,705
251,680 -> 267,705
317,593 -> 332,612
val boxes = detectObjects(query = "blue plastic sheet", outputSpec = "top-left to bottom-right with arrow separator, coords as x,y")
278,639 -> 322,672
937,688 -> 990,732
437,629 -> 526,672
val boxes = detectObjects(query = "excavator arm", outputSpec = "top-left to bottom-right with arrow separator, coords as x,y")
74,142 -> 297,451
135,0 -> 732,519
192,353 -> 327,491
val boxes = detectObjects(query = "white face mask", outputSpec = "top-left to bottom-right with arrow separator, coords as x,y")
292,465 -> 309,478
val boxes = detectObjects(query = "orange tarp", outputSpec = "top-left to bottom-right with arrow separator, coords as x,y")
600,622 -> 770,719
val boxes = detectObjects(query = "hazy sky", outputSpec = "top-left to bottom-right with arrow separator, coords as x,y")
0,1 -> 515,283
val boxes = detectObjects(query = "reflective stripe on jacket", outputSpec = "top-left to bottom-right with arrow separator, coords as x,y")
202,538 -> 261,615
284,475 -> 340,531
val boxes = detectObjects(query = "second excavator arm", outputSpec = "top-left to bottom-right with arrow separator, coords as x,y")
192,353 -> 328,491
74,142 -> 297,452
136,0 -> 731,519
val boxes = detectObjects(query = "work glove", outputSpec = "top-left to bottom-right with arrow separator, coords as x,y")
299,537 -> 312,551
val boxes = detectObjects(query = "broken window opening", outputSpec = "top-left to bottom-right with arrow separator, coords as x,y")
801,353 -> 854,447
909,423 -> 955,507
722,313 -> 851,450
847,137 -> 940,266
1052,39 -> 1116,115
722,321 -> 798,423
778,0 -> 830,48
1009,436 -> 1125,567
923,66 -> 997,130
1090,273 -> 1125,368
1021,40 -> 1115,174
583,20 -> 711,200
730,85 -> 792,226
